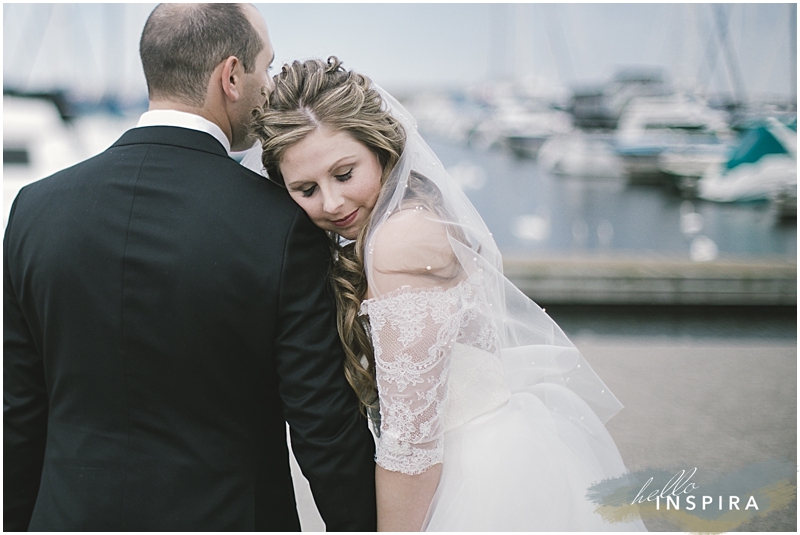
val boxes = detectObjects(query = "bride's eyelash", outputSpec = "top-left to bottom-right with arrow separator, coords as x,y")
298,168 -> 351,198
335,169 -> 353,181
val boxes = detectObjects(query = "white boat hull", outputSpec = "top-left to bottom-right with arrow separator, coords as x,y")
697,154 -> 797,202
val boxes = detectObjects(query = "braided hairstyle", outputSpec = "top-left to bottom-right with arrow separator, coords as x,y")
251,57 -> 406,413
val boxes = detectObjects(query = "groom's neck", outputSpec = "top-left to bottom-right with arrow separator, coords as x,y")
149,99 -> 206,118
147,99 -> 232,145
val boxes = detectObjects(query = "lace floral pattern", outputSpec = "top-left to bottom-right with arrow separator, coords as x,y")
360,276 -> 489,475
467,320 -> 500,354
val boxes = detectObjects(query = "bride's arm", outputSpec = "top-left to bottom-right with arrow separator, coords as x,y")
364,209 -> 463,532
376,464 -> 442,532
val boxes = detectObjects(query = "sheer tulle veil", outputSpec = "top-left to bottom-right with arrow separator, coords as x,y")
365,86 -> 624,442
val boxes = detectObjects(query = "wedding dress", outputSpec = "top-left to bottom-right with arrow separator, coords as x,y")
361,269 -> 643,531
357,89 -> 646,531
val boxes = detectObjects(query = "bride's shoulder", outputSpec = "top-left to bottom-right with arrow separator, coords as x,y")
368,206 -> 458,284
375,206 -> 446,242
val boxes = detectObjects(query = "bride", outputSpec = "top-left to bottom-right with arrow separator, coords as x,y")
252,57 -> 645,532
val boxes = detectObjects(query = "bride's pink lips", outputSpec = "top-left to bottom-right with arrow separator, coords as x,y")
331,209 -> 358,228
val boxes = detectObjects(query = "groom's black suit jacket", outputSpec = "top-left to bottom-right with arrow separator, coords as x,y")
3,126 -> 376,531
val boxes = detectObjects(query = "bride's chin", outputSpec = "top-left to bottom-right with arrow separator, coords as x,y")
335,224 -> 364,241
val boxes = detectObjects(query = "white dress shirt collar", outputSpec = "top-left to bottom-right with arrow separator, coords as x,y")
136,109 -> 231,154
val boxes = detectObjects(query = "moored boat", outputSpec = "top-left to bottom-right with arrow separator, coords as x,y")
613,94 -> 732,184
697,117 -> 797,203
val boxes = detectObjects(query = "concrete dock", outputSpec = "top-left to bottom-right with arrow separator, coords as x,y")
503,255 -> 797,305
582,337 -> 796,531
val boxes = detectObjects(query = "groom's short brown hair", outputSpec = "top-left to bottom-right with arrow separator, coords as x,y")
140,3 -> 263,107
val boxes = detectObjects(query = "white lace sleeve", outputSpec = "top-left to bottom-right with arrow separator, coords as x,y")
360,284 -> 471,475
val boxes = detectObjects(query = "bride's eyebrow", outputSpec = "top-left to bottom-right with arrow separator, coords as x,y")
328,155 -> 356,173
285,179 -> 313,190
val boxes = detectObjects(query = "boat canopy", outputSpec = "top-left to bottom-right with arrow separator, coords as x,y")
725,120 -> 794,172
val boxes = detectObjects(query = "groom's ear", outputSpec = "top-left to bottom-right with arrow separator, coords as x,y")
220,55 -> 242,102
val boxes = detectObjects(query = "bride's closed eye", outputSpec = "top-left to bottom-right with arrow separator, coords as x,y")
297,168 -> 352,198
334,169 -> 353,182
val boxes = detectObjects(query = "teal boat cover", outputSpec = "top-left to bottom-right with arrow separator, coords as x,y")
725,121 -> 794,171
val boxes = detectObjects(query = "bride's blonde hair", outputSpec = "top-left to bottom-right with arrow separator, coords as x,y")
251,57 -> 405,412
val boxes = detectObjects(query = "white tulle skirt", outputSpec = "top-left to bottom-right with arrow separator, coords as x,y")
423,391 -> 646,532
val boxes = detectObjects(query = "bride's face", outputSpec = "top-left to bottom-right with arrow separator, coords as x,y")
281,126 -> 383,240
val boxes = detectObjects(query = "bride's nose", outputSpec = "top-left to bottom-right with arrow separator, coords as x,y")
322,188 -> 345,215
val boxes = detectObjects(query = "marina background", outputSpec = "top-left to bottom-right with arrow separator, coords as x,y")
3,3 -> 796,531
3,3 -> 796,101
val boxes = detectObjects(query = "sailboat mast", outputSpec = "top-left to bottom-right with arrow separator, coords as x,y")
791,3 -> 797,109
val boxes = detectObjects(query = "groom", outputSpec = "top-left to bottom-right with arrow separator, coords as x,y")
4,4 -> 376,531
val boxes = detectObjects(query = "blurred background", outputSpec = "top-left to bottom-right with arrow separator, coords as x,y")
3,3 -> 796,262
3,3 -> 796,531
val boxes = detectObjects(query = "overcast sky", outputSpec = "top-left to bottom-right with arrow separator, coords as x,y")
3,3 -> 796,103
